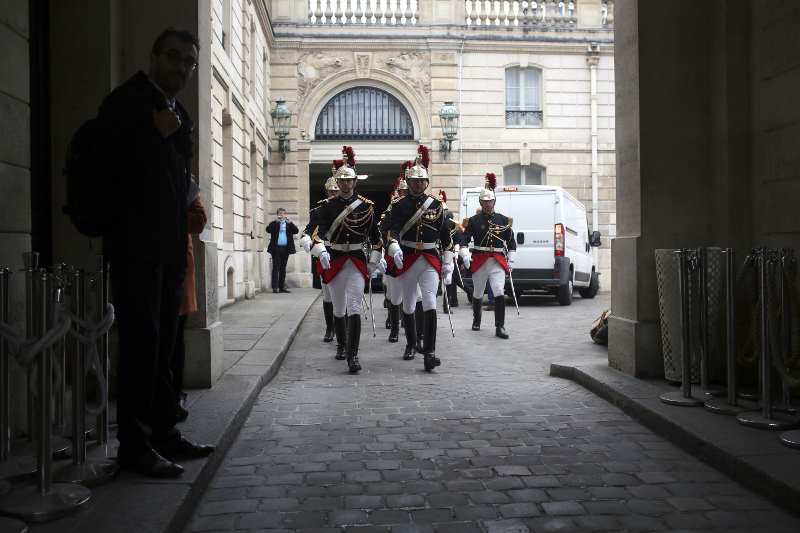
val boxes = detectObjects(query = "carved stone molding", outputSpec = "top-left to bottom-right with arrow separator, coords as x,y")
355,52 -> 372,78
376,51 -> 431,102
297,50 -> 350,104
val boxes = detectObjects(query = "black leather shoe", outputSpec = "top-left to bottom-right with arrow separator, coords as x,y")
334,315 -> 347,360
279,287 -> 291,293
176,395 -> 189,421
118,449 -> 183,477
157,436 -> 215,460
450,300 -> 459,308
273,288 -> 279,293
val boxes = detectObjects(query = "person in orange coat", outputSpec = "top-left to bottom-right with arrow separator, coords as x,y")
172,186 -> 207,420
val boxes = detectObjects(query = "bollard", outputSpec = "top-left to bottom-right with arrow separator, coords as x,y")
0,269 -> 36,482
704,249 -> 760,415
661,250 -> 706,406
0,272 -> 91,521
738,248 -> 799,430
86,255 -> 119,460
54,273 -> 118,486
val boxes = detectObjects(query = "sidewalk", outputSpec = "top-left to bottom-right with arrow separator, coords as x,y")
28,288 -> 320,533
21,289 -> 800,531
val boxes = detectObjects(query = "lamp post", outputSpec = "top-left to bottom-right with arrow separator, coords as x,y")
438,100 -> 460,155
270,98 -> 292,160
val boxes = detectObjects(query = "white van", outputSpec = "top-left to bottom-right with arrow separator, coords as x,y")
461,185 -> 601,305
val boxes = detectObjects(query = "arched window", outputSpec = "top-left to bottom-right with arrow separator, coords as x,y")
314,86 -> 414,140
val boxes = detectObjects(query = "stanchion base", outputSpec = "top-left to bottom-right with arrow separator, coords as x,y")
10,437 -> 70,459
54,459 -> 119,487
739,389 -> 760,402
0,479 -> 9,497
737,410 -> 800,430
0,516 -> 28,533
84,440 -> 119,460
704,397 -> 761,416
682,385 -> 726,397
0,456 -> 37,483
660,390 -> 707,407
773,403 -> 800,415
0,482 -> 90,522
779,430 -> 800,450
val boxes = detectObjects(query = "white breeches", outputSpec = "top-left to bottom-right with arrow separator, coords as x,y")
471,257 -> 506,301
321,281 -> 332,303
327,260 -> 365,318
398,258 -> 439,314
385,275 -> 421,306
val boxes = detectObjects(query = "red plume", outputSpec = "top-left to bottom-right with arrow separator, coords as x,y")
397,175 -> 405,183
439,190 -> 447,203
343,146 -> 356,168
333,159 -> 344,170
400,161 -> 413,173
418,145 -> 430,169
486,173 -> 497,190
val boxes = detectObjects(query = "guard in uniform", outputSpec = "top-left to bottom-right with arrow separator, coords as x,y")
439,191 -> 458,313
379,175 -> 407,343
310,174 -> 342,345
386,146 -> 454,369
459,173 -> 516,339
300,147 -> 382,372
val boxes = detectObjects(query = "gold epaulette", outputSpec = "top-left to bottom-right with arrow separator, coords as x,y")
508,217 -> 513,228
461,217 -> 470,228
390,196 -> 401,204
316,198 -> 327,205
358,195 -> 374,204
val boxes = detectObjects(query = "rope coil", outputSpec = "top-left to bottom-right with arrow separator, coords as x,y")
65,297 -> 114,416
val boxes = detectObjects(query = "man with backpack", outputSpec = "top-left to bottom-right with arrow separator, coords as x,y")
93,27 -> 213,477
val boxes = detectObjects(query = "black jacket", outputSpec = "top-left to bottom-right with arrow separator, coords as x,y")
385,192 -> 453,259
96,71 -> 193,268
460,211 -> 516,253
303,194 -> 382,265
266,220 -> 298,254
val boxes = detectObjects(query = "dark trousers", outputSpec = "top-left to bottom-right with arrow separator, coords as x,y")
171,314 -> 188,400
270,246 -> 290,289
453,261 -> 473,301
110,259 -> 184,455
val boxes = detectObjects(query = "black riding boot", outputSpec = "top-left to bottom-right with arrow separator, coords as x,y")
346,314 -> 362,372
494,297 -> 509,339
472,297 -> 482,331
323,301 -> 335,342
402,311 -> 416,360
384,297 -> 391,329
415,302 -> 424,352
422,310 -> 441,370
334,315 -> 347,360
388,304 -> 401,343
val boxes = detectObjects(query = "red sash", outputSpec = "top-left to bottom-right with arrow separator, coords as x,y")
323,255 -> 368,283
471,252 -> 509,275
396,252 -> 442,277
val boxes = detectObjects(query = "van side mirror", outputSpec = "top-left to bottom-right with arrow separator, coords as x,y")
590,231 -> 601,247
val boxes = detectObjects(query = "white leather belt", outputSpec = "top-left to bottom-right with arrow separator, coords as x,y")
472,246 -> 503,253
401,240 -> 437,251
328,243 -> 361,251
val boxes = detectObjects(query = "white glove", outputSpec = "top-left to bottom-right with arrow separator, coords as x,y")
441,262 -> 454,285
303,240 -> 312,253
462,254 -> 471,270
367,262 -> 377,278
393,249 -> 404,270
508,261 -> 514,273
319,252 -> 331,270
377,257 -> 387,274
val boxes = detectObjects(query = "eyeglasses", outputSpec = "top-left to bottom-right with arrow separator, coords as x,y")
161,49 -> 197,71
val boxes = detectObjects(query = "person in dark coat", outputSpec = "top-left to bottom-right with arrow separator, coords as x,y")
266,207 -> 298,293
96,27 -> 213,477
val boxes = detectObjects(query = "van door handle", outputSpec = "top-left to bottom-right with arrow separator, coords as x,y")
517,232 -> 524,244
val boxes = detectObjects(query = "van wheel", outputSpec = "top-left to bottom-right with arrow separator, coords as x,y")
556,277 -> 573,306
579,272 -> 599,299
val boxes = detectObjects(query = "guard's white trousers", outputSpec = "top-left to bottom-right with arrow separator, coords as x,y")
321,281 -> 332,303
398,258 -> 439,315
471,257 -> 506,301
326,259 -> 365,318
385,275 -> 421,306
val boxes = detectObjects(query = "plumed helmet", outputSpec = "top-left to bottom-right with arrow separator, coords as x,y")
333,146 -> 357,181
405,145 -> 430,182
479,173 -> 497,201
397,164 -> 412,190
437,190 -> 448,210
325,176 -> 339,191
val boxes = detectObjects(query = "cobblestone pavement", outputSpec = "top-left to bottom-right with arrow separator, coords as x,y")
188,292 -> 800,532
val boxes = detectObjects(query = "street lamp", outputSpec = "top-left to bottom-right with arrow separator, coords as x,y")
438,100 -> 460,155
270,98 -> 292,159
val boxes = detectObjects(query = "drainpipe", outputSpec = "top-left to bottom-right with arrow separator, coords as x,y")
587,47 -> 600,266
457,22 -> 470,216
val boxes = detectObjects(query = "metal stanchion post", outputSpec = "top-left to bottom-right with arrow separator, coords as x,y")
738,248 -> 799,430
0,273 -> 91,521
0,268 -> 36,483
86,255 -> 118,460
774,248 -> 799,414
662,249 -> 706,406
52,265 -> 69,439
692,248 -> 725,397
55,273 -> 118,486
705,249 -> 760,415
